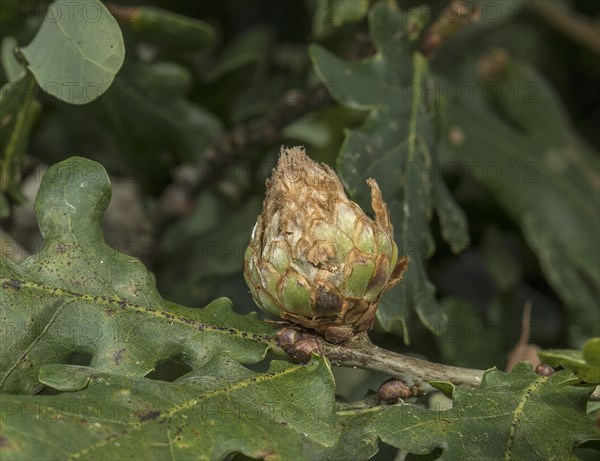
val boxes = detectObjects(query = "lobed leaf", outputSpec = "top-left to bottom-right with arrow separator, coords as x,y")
376,363 -> 599,460
0,157 -> 274,394
1,357 -> 337,460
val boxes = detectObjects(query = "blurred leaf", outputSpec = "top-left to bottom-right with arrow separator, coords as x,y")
127,60 -> 193,98
588,401 -> 600,416
162,191 -> 220,248
539,338 -> 600,384
480,226 -> 523,292
201,26 -> 276,123
310,3 -> 470,342
434,297 -> 501,370
436,50 -> 600,347
583,338 -> 600,366
0,73 -> 41,214
1,357 -> 338,460
376,363 -> 599,459
158,194 -> 261,307
124,6 -> 215,51
205,26 -> 274,82
96,60 -> 221,180
0,157 -> 274,394
431,0 -> 527,69
283,111 -> 334,148
310,0 -> 369,38
1,36 -> 25,82
283,106 -> 366,163
20,0 -> 125,105
199,25 -> 309,124
0,192 -> 9,217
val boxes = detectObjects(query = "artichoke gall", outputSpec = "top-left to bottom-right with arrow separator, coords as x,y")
244,146 -> 409,343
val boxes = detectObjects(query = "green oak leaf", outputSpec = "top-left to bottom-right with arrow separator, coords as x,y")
0,157 -> 275,394
539,338 -> 600,384
376,363 -> 600,460
304,401 -> 386,461
310,3 -> 470,341
0,356 -> 338,460
20,0 -> 125,104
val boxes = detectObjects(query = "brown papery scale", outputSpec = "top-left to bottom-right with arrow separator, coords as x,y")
244,146 -> 409,343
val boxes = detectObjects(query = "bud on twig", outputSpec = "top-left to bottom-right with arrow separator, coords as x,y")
378,378 -> 413,404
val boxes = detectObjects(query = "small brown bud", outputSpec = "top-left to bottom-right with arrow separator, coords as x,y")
535,364 -> 555,377
293,337 -> 323,363
378,379 -> 411,404
275,327 -> 302,355
276,327 -> 323,363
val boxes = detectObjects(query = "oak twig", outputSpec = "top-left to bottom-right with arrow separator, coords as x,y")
322,332 -> 484,394
272,329 -> 484,395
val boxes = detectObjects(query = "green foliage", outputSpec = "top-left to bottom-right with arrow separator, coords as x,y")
124,6 -> 215,51
0,73 -> 41,215
2,157 -> 597,461
20,0 -> 125,104
0,37 -> 25,82
539,338 -> 600,384
0,0 -> 125,215
0,158 -> 349,459
377,363 -> 599,460
2,358 -> 337,460
433,297 -> 502,370
310,3 -> 470,341
434,11 -> 600,346
0,158 -> 274,394
310,0 -> 370,38
158,193 -> 262,306
98,59 -> 221,172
